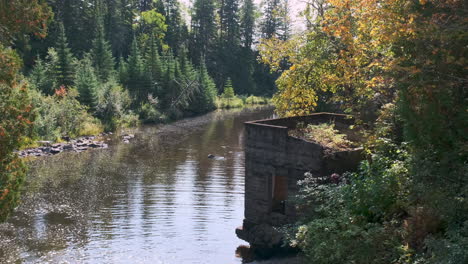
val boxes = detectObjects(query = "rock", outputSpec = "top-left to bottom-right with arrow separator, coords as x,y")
63,144 -> 74,150
61,136 -> 70,141
122,134 -> 135,141
123,139 -> 130,144
89,142 -> 101,148
50,148 -> 62,154
208,154 -> 215,159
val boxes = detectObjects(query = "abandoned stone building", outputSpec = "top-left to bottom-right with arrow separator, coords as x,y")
236,113 -> 364,254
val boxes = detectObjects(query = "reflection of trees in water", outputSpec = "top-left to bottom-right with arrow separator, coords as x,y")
0,106 -> 275,262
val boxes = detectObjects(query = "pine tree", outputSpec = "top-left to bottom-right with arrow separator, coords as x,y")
261,0 -> 290,40
126,37 -> 149,104
158,0 -> 187,55
220,0 -> 241,45
240,0 -> 255,49
222,78 -> 235,98
192,59 -> 217,113
238,0 -> 257,94
190,0 -> 217,66
217,0 -> 241,93
118,56 -> 129,84
91,15 -> 115,82
54,22 -> 75,88
104,0 -> 134,57
144,34 -> 163,96
29,57 -> 56,95
75,55 -> 99,109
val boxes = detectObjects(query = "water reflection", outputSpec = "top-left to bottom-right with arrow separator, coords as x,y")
0,107 -> 274,264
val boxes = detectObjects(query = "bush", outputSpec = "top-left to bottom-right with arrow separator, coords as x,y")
95,79 -> 137,130
139,96 -> 168,123
291,141 -> 411,264
289,123 -> 354,150
215,96 -> 244,109
30,87 -> 101,140
0,46 -> 35,222
245,95 -> 270,105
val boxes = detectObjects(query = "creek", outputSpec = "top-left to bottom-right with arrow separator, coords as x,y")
0,106 -> 275,264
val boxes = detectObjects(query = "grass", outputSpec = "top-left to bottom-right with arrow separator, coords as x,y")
289,122 -> 354,150
216,95 -> 271,109
215,96 -> 245,109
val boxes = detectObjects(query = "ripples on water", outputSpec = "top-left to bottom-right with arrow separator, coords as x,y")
0,107 -> 275,264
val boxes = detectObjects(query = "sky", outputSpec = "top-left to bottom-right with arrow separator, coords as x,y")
179,0 -> 308,33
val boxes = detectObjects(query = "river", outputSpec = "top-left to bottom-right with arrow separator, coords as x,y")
0,106 -> 275,264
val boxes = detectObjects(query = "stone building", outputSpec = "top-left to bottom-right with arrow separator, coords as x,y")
236,113 -> 364,255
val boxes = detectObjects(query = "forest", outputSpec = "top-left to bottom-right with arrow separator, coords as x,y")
1,0 -> 467,263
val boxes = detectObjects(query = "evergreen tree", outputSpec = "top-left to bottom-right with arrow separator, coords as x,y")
261,0 -> 290,40
216,0 -> 241,92
238,0 -> 257,94
75,56 -> 99,109
189,0 -> 217,66
190,59 -> 217,113
240,0 -> 256,49
104,0 -> 134,57
158,0 -> 187,55
261,0 -> 280,39
144,34 -> 163,96
91,15 -> 115,82
54,22 -> 75,88
222,78 -> 235,98
29,57 -> 56,95
220,0 -> 241,45
118,56 -> 129,84
126,37 -> 150,104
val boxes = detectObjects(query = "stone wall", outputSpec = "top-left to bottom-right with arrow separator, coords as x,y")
236,113 -> 364,252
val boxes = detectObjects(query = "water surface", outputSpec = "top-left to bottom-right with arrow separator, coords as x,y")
0,107 -> 274,264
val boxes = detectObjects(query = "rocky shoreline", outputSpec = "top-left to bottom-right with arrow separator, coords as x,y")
17,133 -> 136,158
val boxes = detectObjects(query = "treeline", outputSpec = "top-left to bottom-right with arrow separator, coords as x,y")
12,0 -> 290,139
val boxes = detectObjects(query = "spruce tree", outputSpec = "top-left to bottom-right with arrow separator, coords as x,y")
144,34 -> 163,96
240,0 -> 255,49
126,37 -> 151,104
29,57 -> 56,95
158,0 -> 187,55
222,78 -> 235,98
91,16 -> 115,82
192,59 -> 217,113
215,0 -> 241,93
54,22 -> 75,88
105,0 -> 134,57
75,55 -> 99,109
238,0 -> 257,94
190,0 -> 217,66
118,56 -> 129,84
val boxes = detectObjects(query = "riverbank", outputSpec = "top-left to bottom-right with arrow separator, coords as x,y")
18,104 -> 272,159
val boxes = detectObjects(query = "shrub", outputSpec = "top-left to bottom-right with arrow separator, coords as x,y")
0,46 -> 35,222
95,79 -> 136,130
215,96 -> 244,109
291,141 -> 411,264
289,123 -> 353,150
245,95 -> 270,105
30,87 -> 101,140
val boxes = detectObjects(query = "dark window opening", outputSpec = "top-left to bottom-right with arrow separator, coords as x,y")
271,174 -> 287,214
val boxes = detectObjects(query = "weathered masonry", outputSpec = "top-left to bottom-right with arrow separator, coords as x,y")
236,113 -> 364,253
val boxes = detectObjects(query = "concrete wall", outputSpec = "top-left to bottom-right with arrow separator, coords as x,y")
237,113 -> 363,249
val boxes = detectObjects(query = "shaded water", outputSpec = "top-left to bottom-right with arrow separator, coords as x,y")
0,107 -> 275,264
